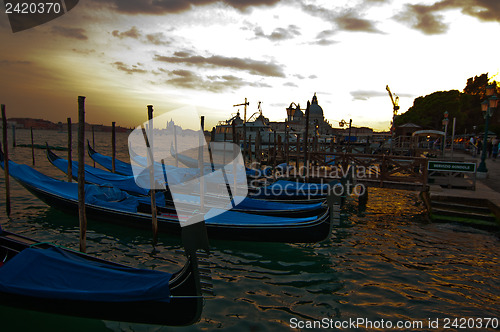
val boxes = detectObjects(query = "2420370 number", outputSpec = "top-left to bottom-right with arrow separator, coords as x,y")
443,317 -> 498,329
5,2 -> 62,14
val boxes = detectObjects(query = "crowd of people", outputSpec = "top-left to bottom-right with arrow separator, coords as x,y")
468,136 -> 500,160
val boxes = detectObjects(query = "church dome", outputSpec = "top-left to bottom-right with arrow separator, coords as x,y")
293,104 -> 304,119
230,112 -> 243,125
308,93 -> 323,118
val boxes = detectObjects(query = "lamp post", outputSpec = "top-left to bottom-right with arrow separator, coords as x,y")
477,84 -> 499,175
442,111 -> 449,156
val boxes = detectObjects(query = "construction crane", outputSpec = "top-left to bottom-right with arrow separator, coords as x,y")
386,85 -> 400,116
386,85 -> 400,154
233,98 -> 249,123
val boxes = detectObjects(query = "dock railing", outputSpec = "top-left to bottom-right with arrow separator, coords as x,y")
303,152 -> 428,191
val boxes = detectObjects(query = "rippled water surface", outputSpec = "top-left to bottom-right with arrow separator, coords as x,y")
0,129 -> 499,331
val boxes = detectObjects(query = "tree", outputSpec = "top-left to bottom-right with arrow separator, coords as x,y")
394,73 -> 499,135
463,73 -> 489,96
394,90 -> 463,130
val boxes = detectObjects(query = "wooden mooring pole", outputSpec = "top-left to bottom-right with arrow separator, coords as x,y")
92,125 -> 95,167
296,133 -> 300,170
273,130 -> 277,169
147,105 -> 158,246
11,124 -> 15,148
199,116 -> 205,211
285,120 -> 289,166
111,121 -> 116,173
256,131 -> 261,164
358,186 -> 368,211
30,127 -> 35,165
173,122 -> 178,167
67,118 -> 72,182
303,101 -> 310,177
77,96 -> 87,253
2,104 -> 11,217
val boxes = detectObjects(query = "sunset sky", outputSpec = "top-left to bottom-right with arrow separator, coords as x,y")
1,0 -> 499,131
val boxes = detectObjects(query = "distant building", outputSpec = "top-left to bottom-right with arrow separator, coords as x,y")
273,93 -> 335,135
268,93 -> 375,142
0,118 -> 130,132
395,123 -> 421,137
3,118 -> 59,130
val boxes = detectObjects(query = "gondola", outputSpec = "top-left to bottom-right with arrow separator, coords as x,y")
89,142 -> 335,204
169,144 -> 337,201
47,146 -> 327,218
1,149 -> 332,243
0,225 -> 208,326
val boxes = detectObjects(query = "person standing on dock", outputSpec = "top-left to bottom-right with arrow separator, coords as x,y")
487,139 -> 493,158
493,136 -> 499,161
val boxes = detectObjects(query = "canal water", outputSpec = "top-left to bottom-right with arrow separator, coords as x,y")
0,129 -> 498,331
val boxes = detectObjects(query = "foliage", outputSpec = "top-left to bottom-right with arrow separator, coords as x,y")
395,73 -> 500,135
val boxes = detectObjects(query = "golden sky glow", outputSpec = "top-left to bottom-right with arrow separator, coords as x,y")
1,0 -> 499,130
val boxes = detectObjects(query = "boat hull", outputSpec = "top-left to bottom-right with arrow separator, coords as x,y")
18,176 -> 332,243
0,231 -> 203,326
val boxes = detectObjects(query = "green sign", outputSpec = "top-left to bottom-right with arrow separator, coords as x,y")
428,161 -> 476,173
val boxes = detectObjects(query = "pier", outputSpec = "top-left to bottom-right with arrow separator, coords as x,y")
245,133 -> 499,229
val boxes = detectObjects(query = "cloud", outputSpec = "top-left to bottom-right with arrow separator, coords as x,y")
393,0 -> 500,35
154,52 -> 286,77
299,2 -> 383,33
460,0 -> 500,23
71,48 -> 96,55
159,69 -> 271,92
113,61 -> 147,74
253,25 -> 301,41
112,26 -> 141,39
393,4 -> 449,35
145,32 -> 171,45
351,89 -> 414,101
335,11 -> 382,32
111,26 -> 171,45
91,0 -> 281,14
311,38 -> 338,46
351,90 -> 387,101
51,26 -> 88,40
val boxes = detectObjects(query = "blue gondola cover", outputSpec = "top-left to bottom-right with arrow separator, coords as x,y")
0,247 -> 172,302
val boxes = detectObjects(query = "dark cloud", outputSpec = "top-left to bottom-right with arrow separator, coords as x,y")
113,61 -> 147,74
335,12 -> 381,32
51,26 -> 88,40
253,25 -> 301,41
160,69 -> 271,92
146,32 -> 170,46
91,0 -> 281,14
154,52 -> 285,77
112,26 -> 141,39
299,2 -> 382,33
461,0 -> 500,23
111,27 -> 171,45
71,48 -> 96,55
394,0 -> 500,35
393,4 -> 448,35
